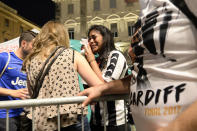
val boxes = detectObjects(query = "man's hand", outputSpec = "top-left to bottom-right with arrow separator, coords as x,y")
78,77 -> 130,107
78,85 -> 103,107
9,88 -> 29,99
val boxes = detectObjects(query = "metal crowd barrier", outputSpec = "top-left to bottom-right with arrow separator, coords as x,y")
0,94 -> 129,131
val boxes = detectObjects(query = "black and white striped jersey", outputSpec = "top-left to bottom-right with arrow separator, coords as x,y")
92,50 -> 129,126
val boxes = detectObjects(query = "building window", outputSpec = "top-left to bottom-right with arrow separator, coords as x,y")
94,0 -> 100,11
110,0 -> 116,8
68,28 -> 74,39
128,22 -> 135,36
111,23 -> 118,37
55,3 -> 61,20
4,19 -> 9,27
4,38 -> 8,42
68,4 -> 74,14
127,3 -> 133,6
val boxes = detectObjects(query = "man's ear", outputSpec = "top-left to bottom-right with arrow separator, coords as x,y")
20,40 -> 27,48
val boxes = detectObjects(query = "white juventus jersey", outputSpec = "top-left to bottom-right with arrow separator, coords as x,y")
129,0 -> 197,131
92,50 -> 129,126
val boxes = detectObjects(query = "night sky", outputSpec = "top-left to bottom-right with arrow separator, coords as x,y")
1,0 -> 55,27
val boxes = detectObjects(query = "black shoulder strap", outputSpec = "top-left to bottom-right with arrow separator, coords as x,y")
170,0 -> 197,28
32,46 -> 65,98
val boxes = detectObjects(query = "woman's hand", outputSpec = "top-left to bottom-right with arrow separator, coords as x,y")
84,44 -> 96,63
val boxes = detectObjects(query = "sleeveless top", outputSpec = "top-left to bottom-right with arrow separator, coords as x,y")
26,48 -> 87,131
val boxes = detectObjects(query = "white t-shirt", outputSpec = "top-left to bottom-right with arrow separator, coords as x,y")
185,0 -> 197,17
129,0 -> 197,131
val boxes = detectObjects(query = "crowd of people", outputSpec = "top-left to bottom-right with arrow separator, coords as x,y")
0,0 -> 197,131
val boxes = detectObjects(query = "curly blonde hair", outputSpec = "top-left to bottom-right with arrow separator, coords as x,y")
23,21 -> 70,70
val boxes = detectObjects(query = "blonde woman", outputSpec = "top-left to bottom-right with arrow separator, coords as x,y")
23,21 -> 103,131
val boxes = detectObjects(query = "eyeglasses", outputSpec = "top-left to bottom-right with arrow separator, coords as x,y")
88,35 -> 97,42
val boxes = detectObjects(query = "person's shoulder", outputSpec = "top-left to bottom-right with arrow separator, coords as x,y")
110,50 -> 125,57
0,52 -> 10,69
111,49 -> 123,53
109,50 -> 127,63
60,47 -> 72,54
0,52 -> 9,59
0,52 -> 8,55
63,48 -> 81,58
64,47 -> 74,52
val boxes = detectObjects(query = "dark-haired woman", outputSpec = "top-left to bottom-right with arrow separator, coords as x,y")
84,25 -> 130,131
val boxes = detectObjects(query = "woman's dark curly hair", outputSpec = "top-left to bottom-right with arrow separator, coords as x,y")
87,25 -> 116,67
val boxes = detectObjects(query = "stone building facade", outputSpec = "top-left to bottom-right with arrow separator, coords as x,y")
0,2 -> 40,43
53,0 -> 140,42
